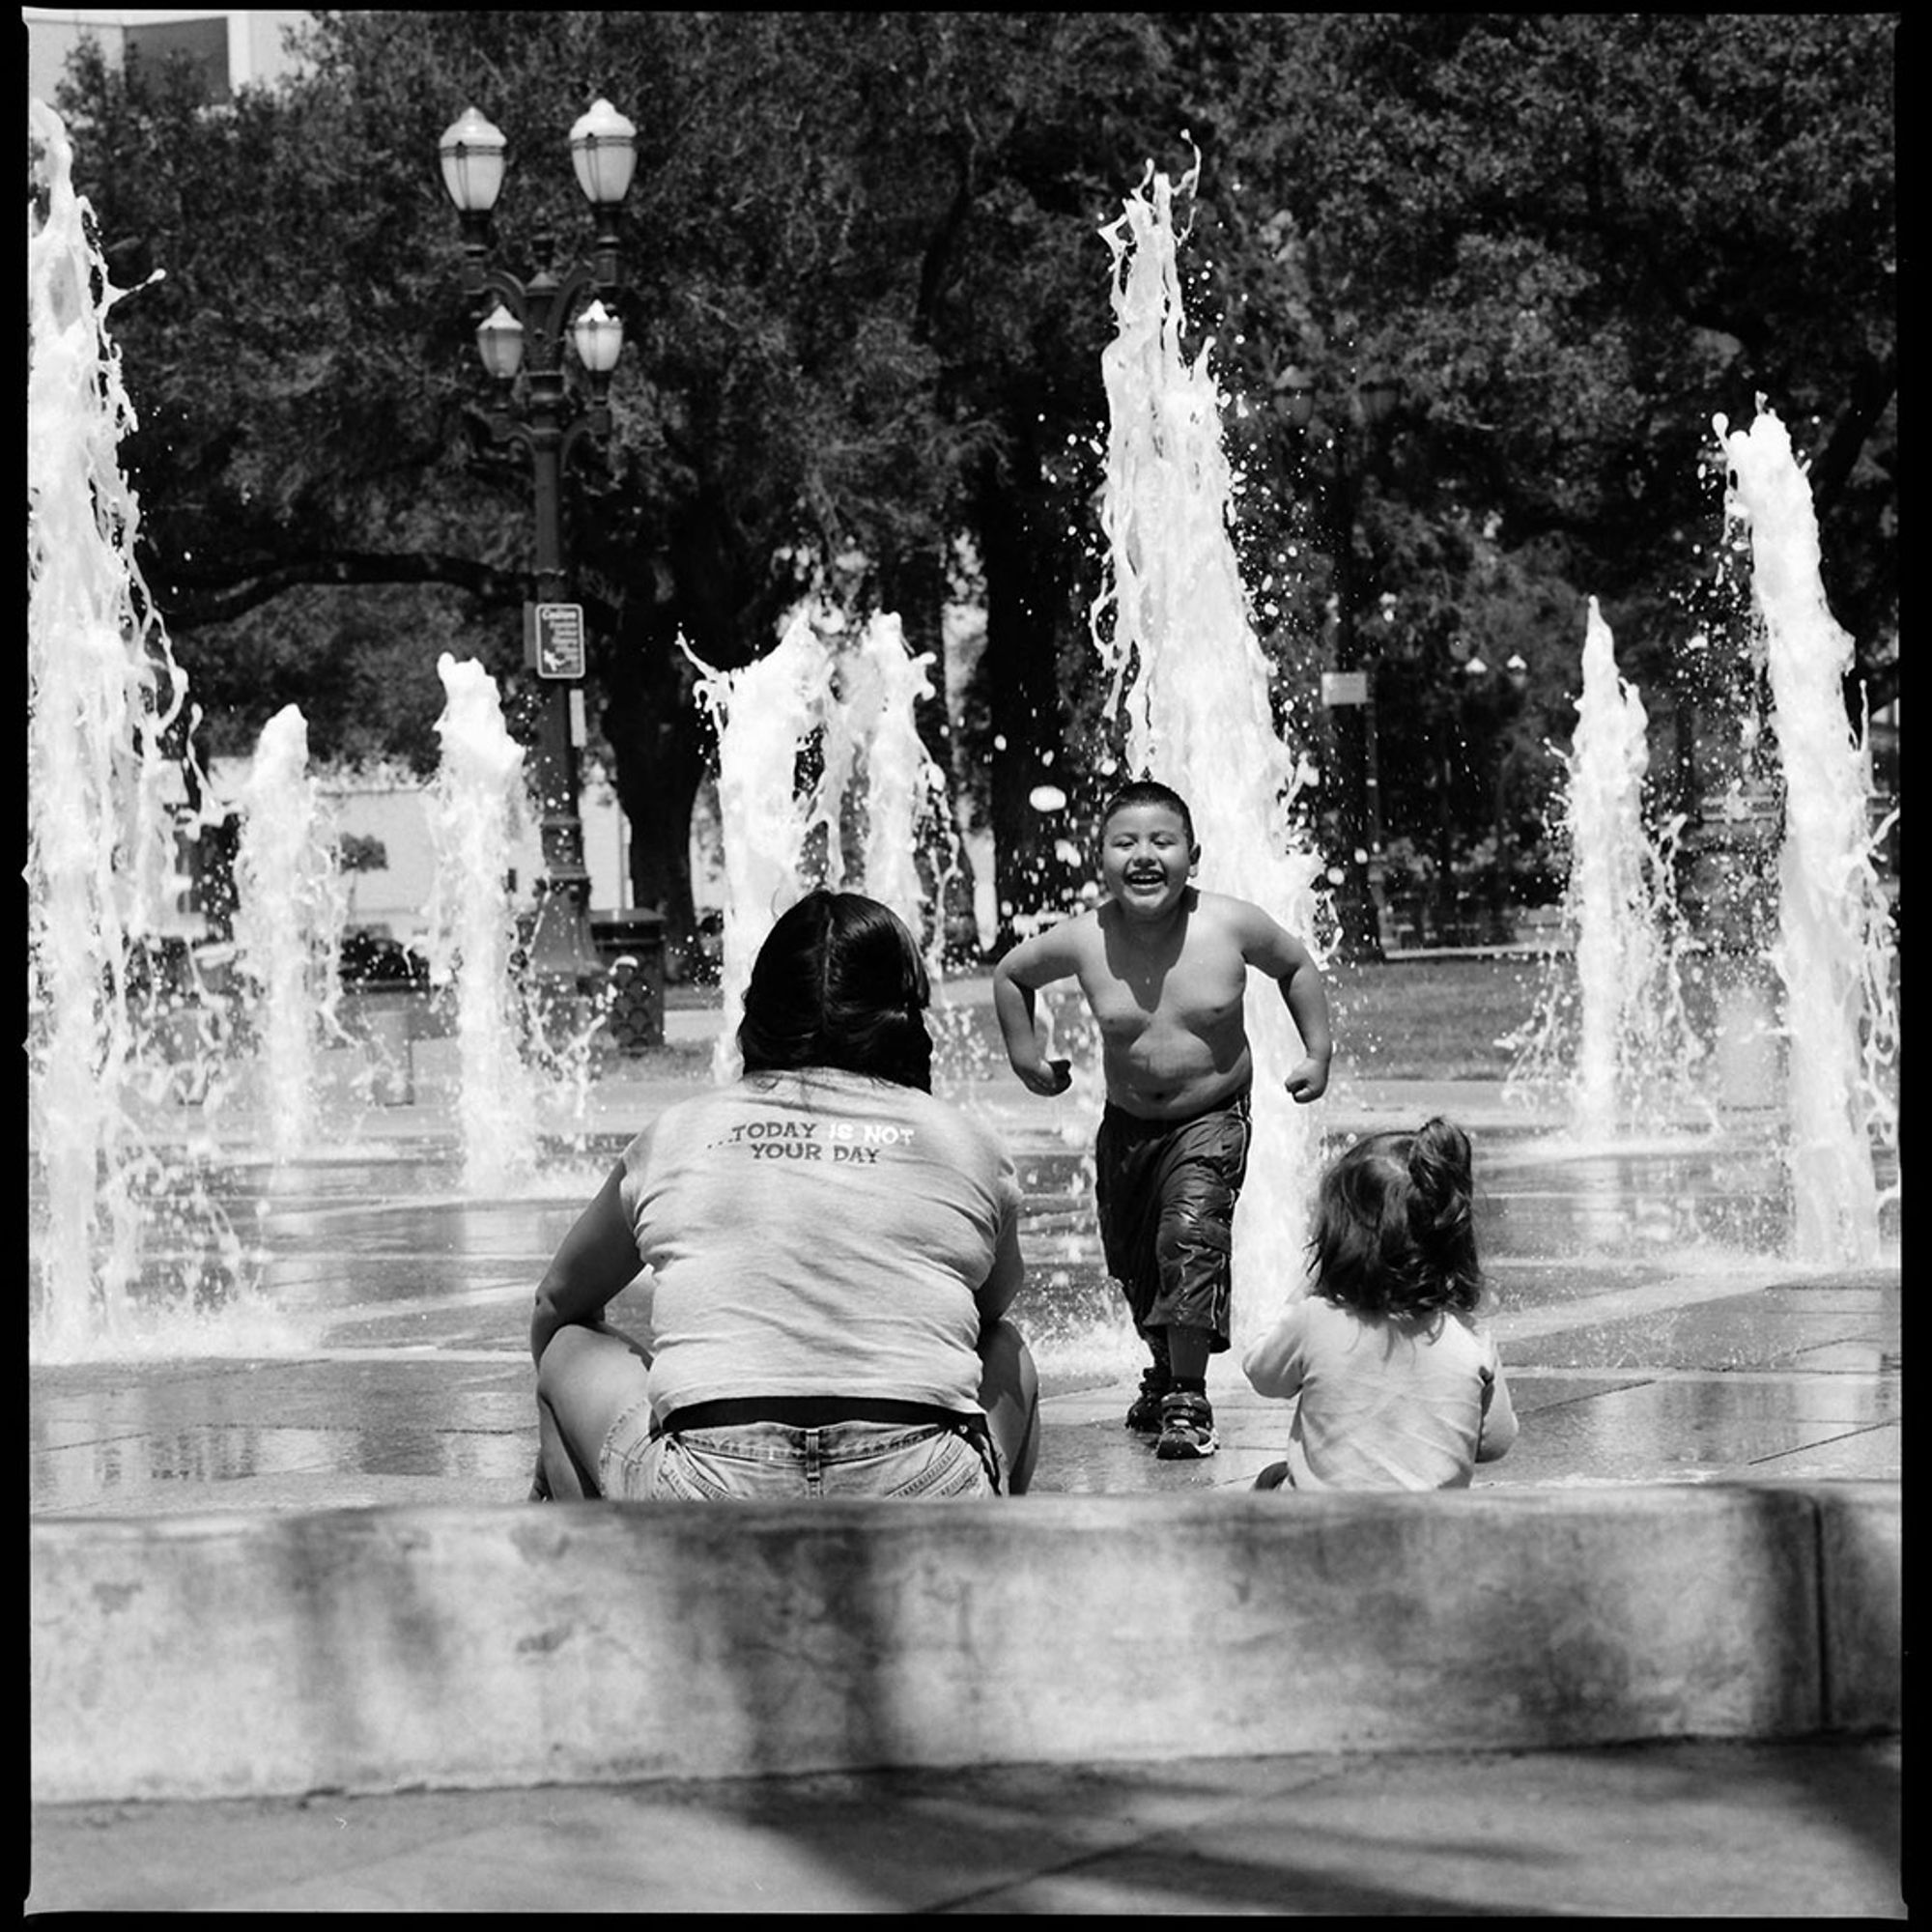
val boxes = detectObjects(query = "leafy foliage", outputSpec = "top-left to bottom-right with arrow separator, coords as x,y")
45,13 -> 1896,954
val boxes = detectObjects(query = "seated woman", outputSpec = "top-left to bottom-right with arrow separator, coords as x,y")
531,890 -> 1040,1499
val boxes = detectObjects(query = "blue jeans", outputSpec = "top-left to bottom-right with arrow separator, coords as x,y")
599,1404 -> 997,1500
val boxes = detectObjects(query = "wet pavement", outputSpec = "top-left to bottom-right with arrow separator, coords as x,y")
27,1000 -> 1903,1915
28,1018 -> 1902,1514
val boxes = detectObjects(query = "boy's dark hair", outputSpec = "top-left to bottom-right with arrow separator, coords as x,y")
1097,778 -> 1195,845
1307,1117 -> 1485,1320
738,890 -> 933,1092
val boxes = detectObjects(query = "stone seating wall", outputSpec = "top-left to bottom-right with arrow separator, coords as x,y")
30,1482 -> 1899,1804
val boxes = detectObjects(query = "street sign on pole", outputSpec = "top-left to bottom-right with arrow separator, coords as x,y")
1321,670 -> 1369,707
526,602 -> 586,679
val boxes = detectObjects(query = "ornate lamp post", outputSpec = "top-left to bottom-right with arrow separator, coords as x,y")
1275,365 -> 1402,963
438,99 -> 637,997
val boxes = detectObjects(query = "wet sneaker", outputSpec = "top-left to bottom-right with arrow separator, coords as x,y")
1153,1390 -> 1218,1461
1124,1364 -> 1172,1433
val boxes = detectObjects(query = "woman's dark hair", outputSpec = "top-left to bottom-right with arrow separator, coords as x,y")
737,891 -> 934,1091
1307,1117 -> 1484,1320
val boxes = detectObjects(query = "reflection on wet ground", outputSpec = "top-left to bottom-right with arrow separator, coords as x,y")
29,1096 -> 1900,1515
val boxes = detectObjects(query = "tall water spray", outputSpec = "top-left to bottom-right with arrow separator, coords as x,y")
425,654 -> 538,1193
1094,156 -> 1328,1344
231,705 -> 345,1161
29,100 -> 252,1358
688,609 -> 836,1081
832,611 -> 991,1079
692,604 -> 971,1084
840,612 -> 949,951
1520,599 -> 1704,1140
811,611 -> 947,951
1719,407 -> 1898,1264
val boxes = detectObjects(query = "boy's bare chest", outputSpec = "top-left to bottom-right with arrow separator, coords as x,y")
1083,942 -> 1246,1037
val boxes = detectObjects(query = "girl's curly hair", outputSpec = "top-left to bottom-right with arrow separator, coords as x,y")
1307,1117 -> 1485,1320
737,890 -> 933,1092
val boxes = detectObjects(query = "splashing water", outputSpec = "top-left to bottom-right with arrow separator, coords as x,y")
231,705 -> 345,1161
820,611 -> 997,1086
1719,407 -> 1898,1264
424,654 -> 538,1194
27,101 -> 273,1360
28,100 -> 152,1354
691,603 -> 969,1079
710,601 -> 1018,1102
1508,599 -> 1706,1139
687,609 -> 836,1081
839,611 -> 949,952
1094,155 -> 1328,1346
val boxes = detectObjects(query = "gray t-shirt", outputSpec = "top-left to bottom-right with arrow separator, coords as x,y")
618,1066 -> 1023,1420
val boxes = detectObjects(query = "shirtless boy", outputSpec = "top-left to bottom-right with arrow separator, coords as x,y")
992,779 -> 1333,1459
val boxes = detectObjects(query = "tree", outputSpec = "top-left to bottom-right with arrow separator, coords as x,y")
63,13 -> 1160,956
54,11 -> 1197,957
53,13 -> 1894,954
53,28 -> 532,760
895,14 -> 1186,939
1177,14 -> 1895,900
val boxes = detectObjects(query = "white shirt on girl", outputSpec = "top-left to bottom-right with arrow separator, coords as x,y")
1241,1294 -> 1518,1490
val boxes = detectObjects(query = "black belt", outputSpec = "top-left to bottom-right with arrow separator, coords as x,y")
650,1396 -> 1000,1492
652,1396 -> 985,1439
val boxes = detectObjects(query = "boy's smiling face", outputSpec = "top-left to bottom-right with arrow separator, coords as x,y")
1099,801 -> 1199,917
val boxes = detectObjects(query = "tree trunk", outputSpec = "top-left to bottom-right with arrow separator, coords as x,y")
879,535 -> 980,962
596,494 -> 784,978
599,573 -> 704,969
974,443 -> 1080,955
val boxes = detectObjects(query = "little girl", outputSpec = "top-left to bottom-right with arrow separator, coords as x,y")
1241,1117 -> 1518,1490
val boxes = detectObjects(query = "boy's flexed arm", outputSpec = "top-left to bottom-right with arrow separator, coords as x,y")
991,925 -> 1079,1095
1239,906 -> 1334,1103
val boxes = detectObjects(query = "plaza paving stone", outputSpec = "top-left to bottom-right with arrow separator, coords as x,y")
29,1002 -> 1901,1914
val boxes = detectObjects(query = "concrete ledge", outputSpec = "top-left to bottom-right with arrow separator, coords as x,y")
1805,1482 -> 1902,1732
30,1483 -> 1899,1804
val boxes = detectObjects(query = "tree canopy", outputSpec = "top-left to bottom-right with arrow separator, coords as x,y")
44,11 -> 1896,959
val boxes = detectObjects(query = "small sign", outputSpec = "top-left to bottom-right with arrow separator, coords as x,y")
1321,670 -> 1369,707
527,602 -> 585,679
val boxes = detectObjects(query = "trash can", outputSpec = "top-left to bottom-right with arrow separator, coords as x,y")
589,909 -> 667,1053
